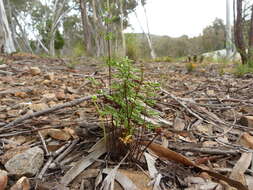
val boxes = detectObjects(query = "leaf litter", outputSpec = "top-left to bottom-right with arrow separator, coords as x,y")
0,54 -> 253,189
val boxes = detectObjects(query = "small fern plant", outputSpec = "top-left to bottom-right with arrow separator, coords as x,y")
93,57 -> 159,158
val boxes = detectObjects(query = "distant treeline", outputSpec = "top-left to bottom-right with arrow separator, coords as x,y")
126,18 -> 226,59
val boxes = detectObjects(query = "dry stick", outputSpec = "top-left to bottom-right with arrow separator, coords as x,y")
231,81 -> 253,93
161,88 -> 203,121
161,88 -> 248,135
0,70 -> 13,75
1,94 -> 102,131
37,130 -> 50,156
54,138 -> 79,164
36,141 -> 72,180
36,157 -> 54,180
168,144 -> 239,155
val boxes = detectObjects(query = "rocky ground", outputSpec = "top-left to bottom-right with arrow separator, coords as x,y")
0,53 -> 253,190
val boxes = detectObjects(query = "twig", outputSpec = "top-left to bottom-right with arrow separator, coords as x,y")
2,94 -> 102,130
161,88 -> 203,121
37,130 -> 50,156
0,70 -> 12,75
36,157 -> 54,180
167,144 -> 239,155
231,81 -> 253,93
36,141 -> 72,180
54,138 -> 79,164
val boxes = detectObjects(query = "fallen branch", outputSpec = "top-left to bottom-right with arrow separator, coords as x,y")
161,88 -> 203,121
1,94 -> 102,130
0,70 -> 12,75
167,144 -> 239,155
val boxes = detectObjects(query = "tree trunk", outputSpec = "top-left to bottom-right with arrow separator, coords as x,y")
91,0 -> 101,57
49,31 -> 56,56
141,2 -> 156,59
234,0 -> 247,64
79,0 -> 93,55
49,0 -> 68,56
226,0 -> 233,58
12,10 -> 33,53
248,5 -> 253,63
119,0 -> 126,56
0,0 -> 15,53
134,10 -> 156,59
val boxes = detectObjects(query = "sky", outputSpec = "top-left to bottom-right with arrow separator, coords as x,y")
126,0 -> 230,38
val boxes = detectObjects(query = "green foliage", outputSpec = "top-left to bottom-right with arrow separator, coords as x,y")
122,18 -> 226,60
94,57 -> 159,137
0,58 -> 4,65
153,56 -> 173,63
72,42 -> 85,57
234,63 -> 253,76
126,34 -> 139,60
66,60 -> 81,69
55,30 -> 65,50
202,18 -> 225,52
39,19 -> 52,47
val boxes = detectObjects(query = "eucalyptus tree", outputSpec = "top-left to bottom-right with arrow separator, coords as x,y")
140,0 -> 156,59
0,0 -> 15,53
7,0 -> 40,52
226,0 -> 232,57
78,0 -> 140,57
234,0 -> 253,64
7,0 -> 75,55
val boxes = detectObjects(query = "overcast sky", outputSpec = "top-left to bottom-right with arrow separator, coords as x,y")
126,0 -> 230,37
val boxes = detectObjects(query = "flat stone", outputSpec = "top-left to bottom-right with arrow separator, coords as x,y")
5,147 -> 44,176
42,93 -> 56,101
30,67 -> 41,75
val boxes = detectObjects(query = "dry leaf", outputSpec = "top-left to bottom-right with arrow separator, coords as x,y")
239,133 -> 253,149
47,129 -> 71,141
63,127 -> 78,139
230,152 -> 252,185
141,141 -> 249,190
195,124 -> 213,136
14,92 -> 28,98
144,152 -> 158,178
141,141 -> 195,166
45,72 -> 54,80
0,170 -> 8,190
61,138 -> 106,186
10,176 -> 30,190
173,117 -> 185,131
245,175 -> 253,190
55,91 -> 66,100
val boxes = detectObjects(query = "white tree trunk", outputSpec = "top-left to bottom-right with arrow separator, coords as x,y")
134,11 -> 156,59
120,0 -> 126,56
226,0 -> 233,58
0,0 -> 15,53
49,0 -> 69,56
141,2 -> 156,59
